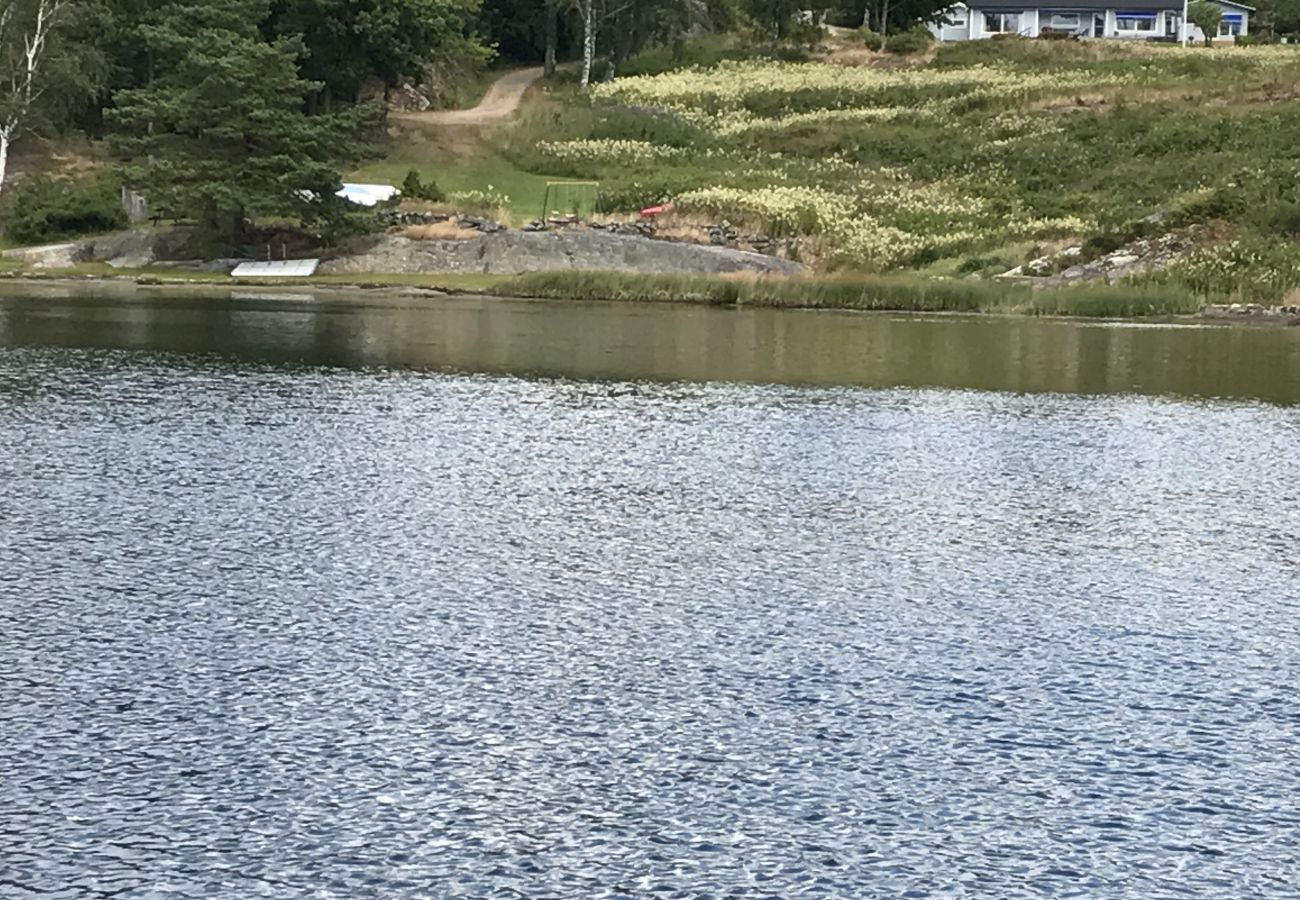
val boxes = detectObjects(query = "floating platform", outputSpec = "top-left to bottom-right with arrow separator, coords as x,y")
230,259 -> 321,279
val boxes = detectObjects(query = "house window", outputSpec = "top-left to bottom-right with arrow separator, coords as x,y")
949,10 -> 968,25
1116,13 -> 1157,30
1049,13 -> 1081,29
1219,14 -> 1244,36
983,12 -> 1022,32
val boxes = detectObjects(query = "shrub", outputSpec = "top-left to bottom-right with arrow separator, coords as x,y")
860,28 -> 884,51
0,174 -> 127,245
884,27 -> 934,55
1255,200 -> 1300,237
1142,235 -> 1300,303
1187,0 -> 1222,46
957,254 -> 1012,275
401,169 -> 446,203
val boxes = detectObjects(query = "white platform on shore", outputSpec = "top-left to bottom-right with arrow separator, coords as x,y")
231,259 -> 321,279
337,183 -> 400,207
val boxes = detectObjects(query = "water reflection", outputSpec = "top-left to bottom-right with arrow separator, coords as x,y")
1,283 -> 1299,402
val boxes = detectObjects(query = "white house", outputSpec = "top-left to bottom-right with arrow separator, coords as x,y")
929,0 -> 1253,42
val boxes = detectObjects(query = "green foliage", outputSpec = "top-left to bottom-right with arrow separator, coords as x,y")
884,26 -> 933,53
745,0 -> 806,41
402,169 -> 447,202
860,27 -> 884,50
1264,0 -> 1300,34
504,39 -> 1300,298
266,0 -> 482,103
1139,235 -> 1300,303
1187,0 -> 1223,43
501,269 -> 1202,316
0,173 -> 127,244
621,34 -> 748,77
110,0 -> 369,245
1025,283 -> 1204,317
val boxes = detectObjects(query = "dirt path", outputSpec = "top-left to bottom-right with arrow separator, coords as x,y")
395,67 -> 546,126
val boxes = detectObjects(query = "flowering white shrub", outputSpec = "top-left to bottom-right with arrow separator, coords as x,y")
537,139 -> 684,164
448,188 -> 511,210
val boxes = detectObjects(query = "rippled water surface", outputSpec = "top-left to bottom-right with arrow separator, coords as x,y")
2,289 -> 1300,898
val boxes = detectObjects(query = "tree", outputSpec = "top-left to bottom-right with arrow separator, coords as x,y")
267,0 -> 481,110
0,0 -> 71,195
1253,0 -> 1300,36
1187,0 -> 1223,43
111,0 -> 367,246
575,0 -> 598,87
836,0 -> 953,35
746,0 -> 804,41
603,0 -> 694,77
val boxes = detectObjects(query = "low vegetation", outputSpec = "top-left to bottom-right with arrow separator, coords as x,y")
504,38 -> 1300,303
502,270 -> 1203,317
7,0 -> 1300,314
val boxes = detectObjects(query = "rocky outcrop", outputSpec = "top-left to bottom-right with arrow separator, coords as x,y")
1201,303 -> 1300,325
6,223 -> 803,278
999,227 -> 1202,288
377,210 -> 505,234
319,231 -> 804,277
380,211 -> 789,258
1,227 -> 204,269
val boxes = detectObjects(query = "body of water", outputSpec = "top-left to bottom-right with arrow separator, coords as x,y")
2,287 -> 1298,897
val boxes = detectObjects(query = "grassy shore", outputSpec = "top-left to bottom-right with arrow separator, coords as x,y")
486,38 -> 1300,302
1,265 -> 1209,319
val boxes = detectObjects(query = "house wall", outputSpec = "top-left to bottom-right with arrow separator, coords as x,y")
929,4 -> 1250,42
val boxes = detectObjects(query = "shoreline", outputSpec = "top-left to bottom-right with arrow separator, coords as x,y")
2,271 -> 1299,328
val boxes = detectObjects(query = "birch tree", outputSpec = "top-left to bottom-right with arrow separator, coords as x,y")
574,0 -> 596,88
0,0 -> 67,195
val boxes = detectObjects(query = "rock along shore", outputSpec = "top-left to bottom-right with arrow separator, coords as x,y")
319,230 -> 803,277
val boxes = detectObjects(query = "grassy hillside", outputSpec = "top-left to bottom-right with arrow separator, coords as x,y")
492,38 -> 1300,302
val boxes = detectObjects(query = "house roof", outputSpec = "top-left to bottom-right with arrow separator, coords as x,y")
964,0 -> 1253,10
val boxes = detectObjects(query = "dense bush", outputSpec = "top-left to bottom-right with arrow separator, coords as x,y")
859,28 -> 884,51
1139,235 -> 1300,303
618,34 -> 809,79
884,27 -> 934,54
0,174 -> 127,245
401,169 -> 446,202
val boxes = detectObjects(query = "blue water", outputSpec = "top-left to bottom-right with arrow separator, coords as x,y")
2,346 -> 1299,898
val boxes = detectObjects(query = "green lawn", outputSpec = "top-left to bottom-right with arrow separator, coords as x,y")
348,133 -> 552,225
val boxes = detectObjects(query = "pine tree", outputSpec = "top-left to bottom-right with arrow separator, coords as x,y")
110,0 -> 366,247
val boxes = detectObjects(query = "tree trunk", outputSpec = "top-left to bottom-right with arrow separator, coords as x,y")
580,0 -> 595,88
0,0 -> 67,199
544,1 -> 558,77
0,128 -> 10,197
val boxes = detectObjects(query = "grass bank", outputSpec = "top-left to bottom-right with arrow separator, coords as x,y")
502,271 -> 1204,317
487,38 -> 1300,301
2,265 -> 1205,319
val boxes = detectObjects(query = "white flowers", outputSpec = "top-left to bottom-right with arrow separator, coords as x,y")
537,139 -> 684,164
448,188 -> 510,210
593,60 -> 1137,135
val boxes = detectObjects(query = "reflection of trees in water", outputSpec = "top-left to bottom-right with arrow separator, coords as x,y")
0,289 -> 1297,404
